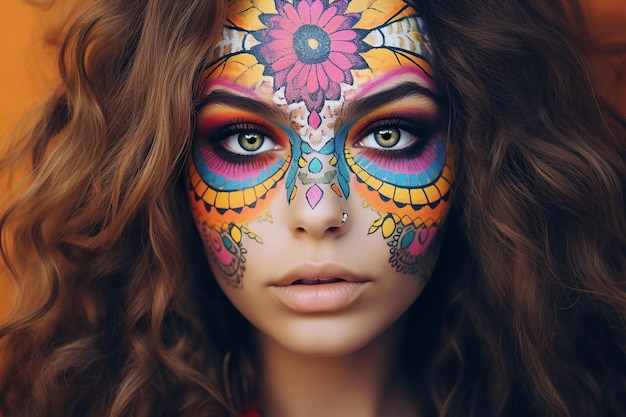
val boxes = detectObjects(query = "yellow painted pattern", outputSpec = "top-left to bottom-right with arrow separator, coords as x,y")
393,187 -> 411,205
208,53 -> 265,90
230,224 -> 242,243
243,188 -> 257,205
289,185 -> 298,202
346,147 -> 455,210
346,0 -> 416,29
360,49 -> 433,79
381,216 -> 396,238
228,0 -> 277,30
188,154 -> 290,228
409,188 -> 429,205
350,150 -> 456,232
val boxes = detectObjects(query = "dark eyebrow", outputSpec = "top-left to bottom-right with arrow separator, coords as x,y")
344,82 -> 438,120
197,90 -> 288,122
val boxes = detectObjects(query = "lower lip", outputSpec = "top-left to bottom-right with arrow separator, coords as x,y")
271,281 -> 369,313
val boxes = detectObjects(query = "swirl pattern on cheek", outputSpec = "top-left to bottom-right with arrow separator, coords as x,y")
199,221 -> 248,288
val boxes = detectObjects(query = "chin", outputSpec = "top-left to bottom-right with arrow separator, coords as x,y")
257,314 -> 405,358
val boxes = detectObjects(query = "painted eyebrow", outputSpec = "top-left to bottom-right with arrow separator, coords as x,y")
344,82 -> 438,120
197,90 -> 288,122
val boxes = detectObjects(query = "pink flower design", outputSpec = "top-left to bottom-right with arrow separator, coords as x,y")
255,0 -> 368,129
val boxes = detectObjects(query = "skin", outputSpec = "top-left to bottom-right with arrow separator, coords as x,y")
186,0 -> 454,415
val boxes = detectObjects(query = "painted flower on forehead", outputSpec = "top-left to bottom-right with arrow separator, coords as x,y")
253,0 -> 369,129
208,0 -> 433,135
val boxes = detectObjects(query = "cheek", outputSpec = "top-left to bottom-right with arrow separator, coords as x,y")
396,224 -> 438,257
348,137 -> 455,273
349,137 -> 454,220
185,142 -> 289,288
206,228 -> 237,266
186,143 -> 290,230
349,137 -> 452,208
192,215 -> 249,289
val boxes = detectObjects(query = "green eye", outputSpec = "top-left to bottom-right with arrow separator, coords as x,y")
374,128 -> 401,148
238,132 -> 265,152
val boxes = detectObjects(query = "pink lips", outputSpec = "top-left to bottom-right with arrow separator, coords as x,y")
270,264 -> 370,313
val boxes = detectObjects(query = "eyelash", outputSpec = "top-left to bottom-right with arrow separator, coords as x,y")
213,119 -> 273,142
195,114 -> 436,166
356,115 -> 435,158
197,118 -> 277,165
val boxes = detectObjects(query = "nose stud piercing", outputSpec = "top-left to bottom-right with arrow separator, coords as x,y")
340,213 -> 348,225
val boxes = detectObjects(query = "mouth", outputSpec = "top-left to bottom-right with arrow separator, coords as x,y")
270,263 -> 369,288
290,278 -> 346,285
271,273 -> 369,313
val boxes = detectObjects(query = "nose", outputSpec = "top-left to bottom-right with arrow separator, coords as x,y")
287,181 -> 349,239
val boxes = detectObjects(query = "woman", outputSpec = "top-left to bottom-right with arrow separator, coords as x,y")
1,0 -> 624,416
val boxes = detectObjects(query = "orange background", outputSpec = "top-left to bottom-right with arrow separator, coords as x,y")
0,1 -> 57,321
0,1 -> 57,140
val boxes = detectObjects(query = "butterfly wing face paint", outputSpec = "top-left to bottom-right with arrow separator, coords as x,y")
187,0 -> 454,289
340,90 -> 455,275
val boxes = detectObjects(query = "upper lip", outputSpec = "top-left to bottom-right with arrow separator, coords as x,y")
270,263 -> 370,287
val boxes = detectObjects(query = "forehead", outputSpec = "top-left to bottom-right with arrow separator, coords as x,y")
203,0 -> 434,130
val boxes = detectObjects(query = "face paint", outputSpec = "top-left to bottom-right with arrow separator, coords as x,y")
187,0 -> 455,355
253,0 -> 370,130
188,0 -> 453,287
189,103 -> 288,286
341,72 -> 454,274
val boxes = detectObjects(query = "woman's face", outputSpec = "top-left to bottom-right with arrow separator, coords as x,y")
187,0 -> 454,355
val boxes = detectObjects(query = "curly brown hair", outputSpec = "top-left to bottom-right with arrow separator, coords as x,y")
1,0 -> 624,416
412,0 -> 626,415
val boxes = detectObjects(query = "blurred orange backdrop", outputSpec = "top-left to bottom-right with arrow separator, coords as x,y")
0,1 -> 57,140
0,1 -> 57,321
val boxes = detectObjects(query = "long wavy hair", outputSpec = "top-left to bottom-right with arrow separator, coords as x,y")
1,0 -> 624,416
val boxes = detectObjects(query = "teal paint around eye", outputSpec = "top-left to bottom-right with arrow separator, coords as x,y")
212,175 -> 227,188
309,157 -> 323,173
395,173 -> 410,187
284,127 -> 303,203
